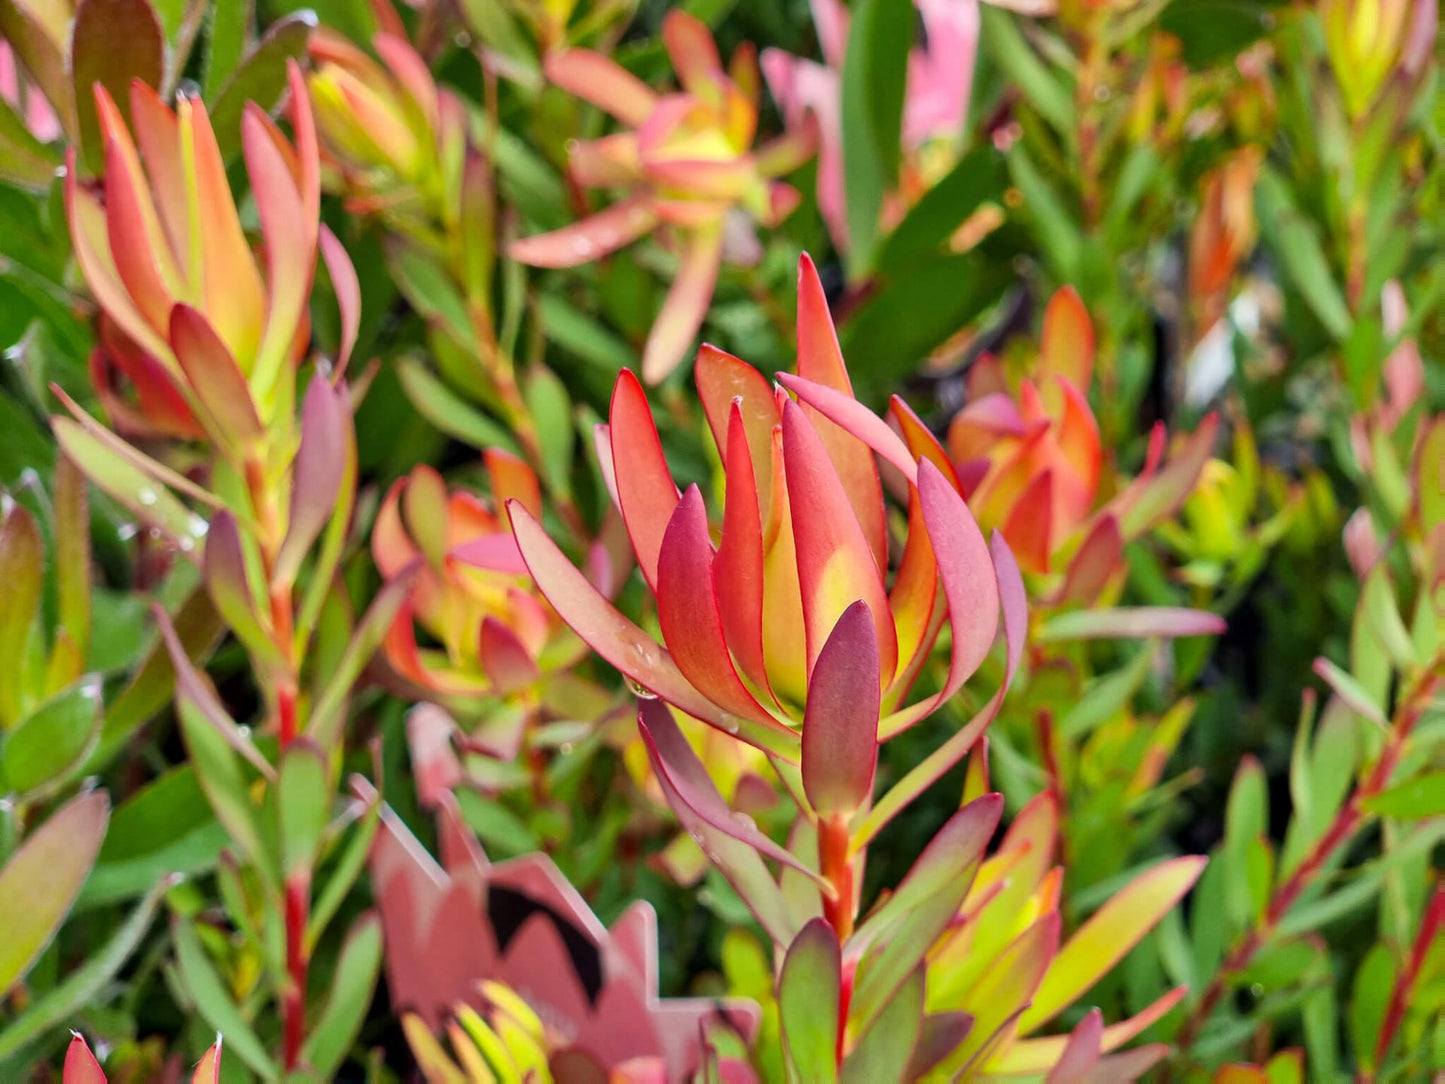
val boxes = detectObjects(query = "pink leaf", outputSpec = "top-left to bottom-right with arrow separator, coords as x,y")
1037,606 -> 1225,643
801,600 -> 879,818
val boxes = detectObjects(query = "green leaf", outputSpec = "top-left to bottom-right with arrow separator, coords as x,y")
878,147 -> 1007,274
52,455 -> 91,668
307,795 -> 379,946
0,874 -> 168,1063
395,357 -> 521,455
843,255 -> 1009,407
1007,142 -> 1082,282
3,680 -> 101,795
778,919 -> 840,1084
1363,772 -> 1445,820
1349,944 -> 1395,1073
0,789 -> 109,994
535,294 -> 638,372
51,417 -> 209,547
205,12 -> 315,158
69,0 -> 164,170
980,5 -> 1073,132
201,0 -> 250,98
1059,645 -> 1152,739
0,97 -> 61,189
840,967 -> 924,1084
176,697 -> 271,879
1255,168 -> 1351,341
303,911 -> 383,1076
388,241 -> 473,347
839,0 -> 913,276
523,365 -> 575,498
81,765 -> 227,907
171,915 -> 277,1079
307,570 -> 415,749
278,740 -> 330,876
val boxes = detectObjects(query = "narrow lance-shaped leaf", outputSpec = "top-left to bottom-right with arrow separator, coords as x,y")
638,700 -> 799,946
278,740 -> 330,877
1018,856 -> 1207,1031
274,375 -> 351,588
1037,606 -> 1226,643
638,698 -> 826,885
0,499 -> 42,726
204,511 -> 284,668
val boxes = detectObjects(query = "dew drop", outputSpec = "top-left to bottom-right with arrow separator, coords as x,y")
137,488 -> 158,506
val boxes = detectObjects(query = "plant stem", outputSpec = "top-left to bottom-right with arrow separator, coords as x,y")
246,457 -> 310,1072
819,816 -> 856,943
283,872 -> 310,1071
1177,669 -> 1440,1050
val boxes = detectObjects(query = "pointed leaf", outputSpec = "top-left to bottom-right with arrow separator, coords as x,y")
1019,856 -> 1206,1031
0,876 -> 169,1062
638,701 -> 799,945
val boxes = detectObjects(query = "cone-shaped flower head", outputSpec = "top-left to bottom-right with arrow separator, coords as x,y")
508,11 -> 816,383
368,785 -> 759,1080
65,65 -> 354,447
373,451 -> 562,705
510,254 -> 1019,762
947,288 -> 1103,575
934,288 -> 1217,598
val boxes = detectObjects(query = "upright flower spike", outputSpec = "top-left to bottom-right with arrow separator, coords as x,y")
761,0 -> 980,253
509,254 -> 1019,760
509,10 -> 816,383
64,64 -> 357,445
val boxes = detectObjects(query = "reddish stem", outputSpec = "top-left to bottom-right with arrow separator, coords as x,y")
282,873 -> 310,1071
1178,672 -> 1440,1051
819,816 -> 856,943
1373,881 -> 1444,1069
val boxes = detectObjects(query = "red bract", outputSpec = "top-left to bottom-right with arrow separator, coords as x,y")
367,785 -> 759,1080
510,254 -> 1019,761
64,64 -> 356,445
508,11 -> 815,383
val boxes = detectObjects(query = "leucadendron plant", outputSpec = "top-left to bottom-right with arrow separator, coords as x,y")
51,65 -> 392,1077
509,10 -> 816,382
508,255 -> 1205,1079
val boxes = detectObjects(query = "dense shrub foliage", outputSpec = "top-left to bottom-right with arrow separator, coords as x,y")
0,0 -> 1441,1080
